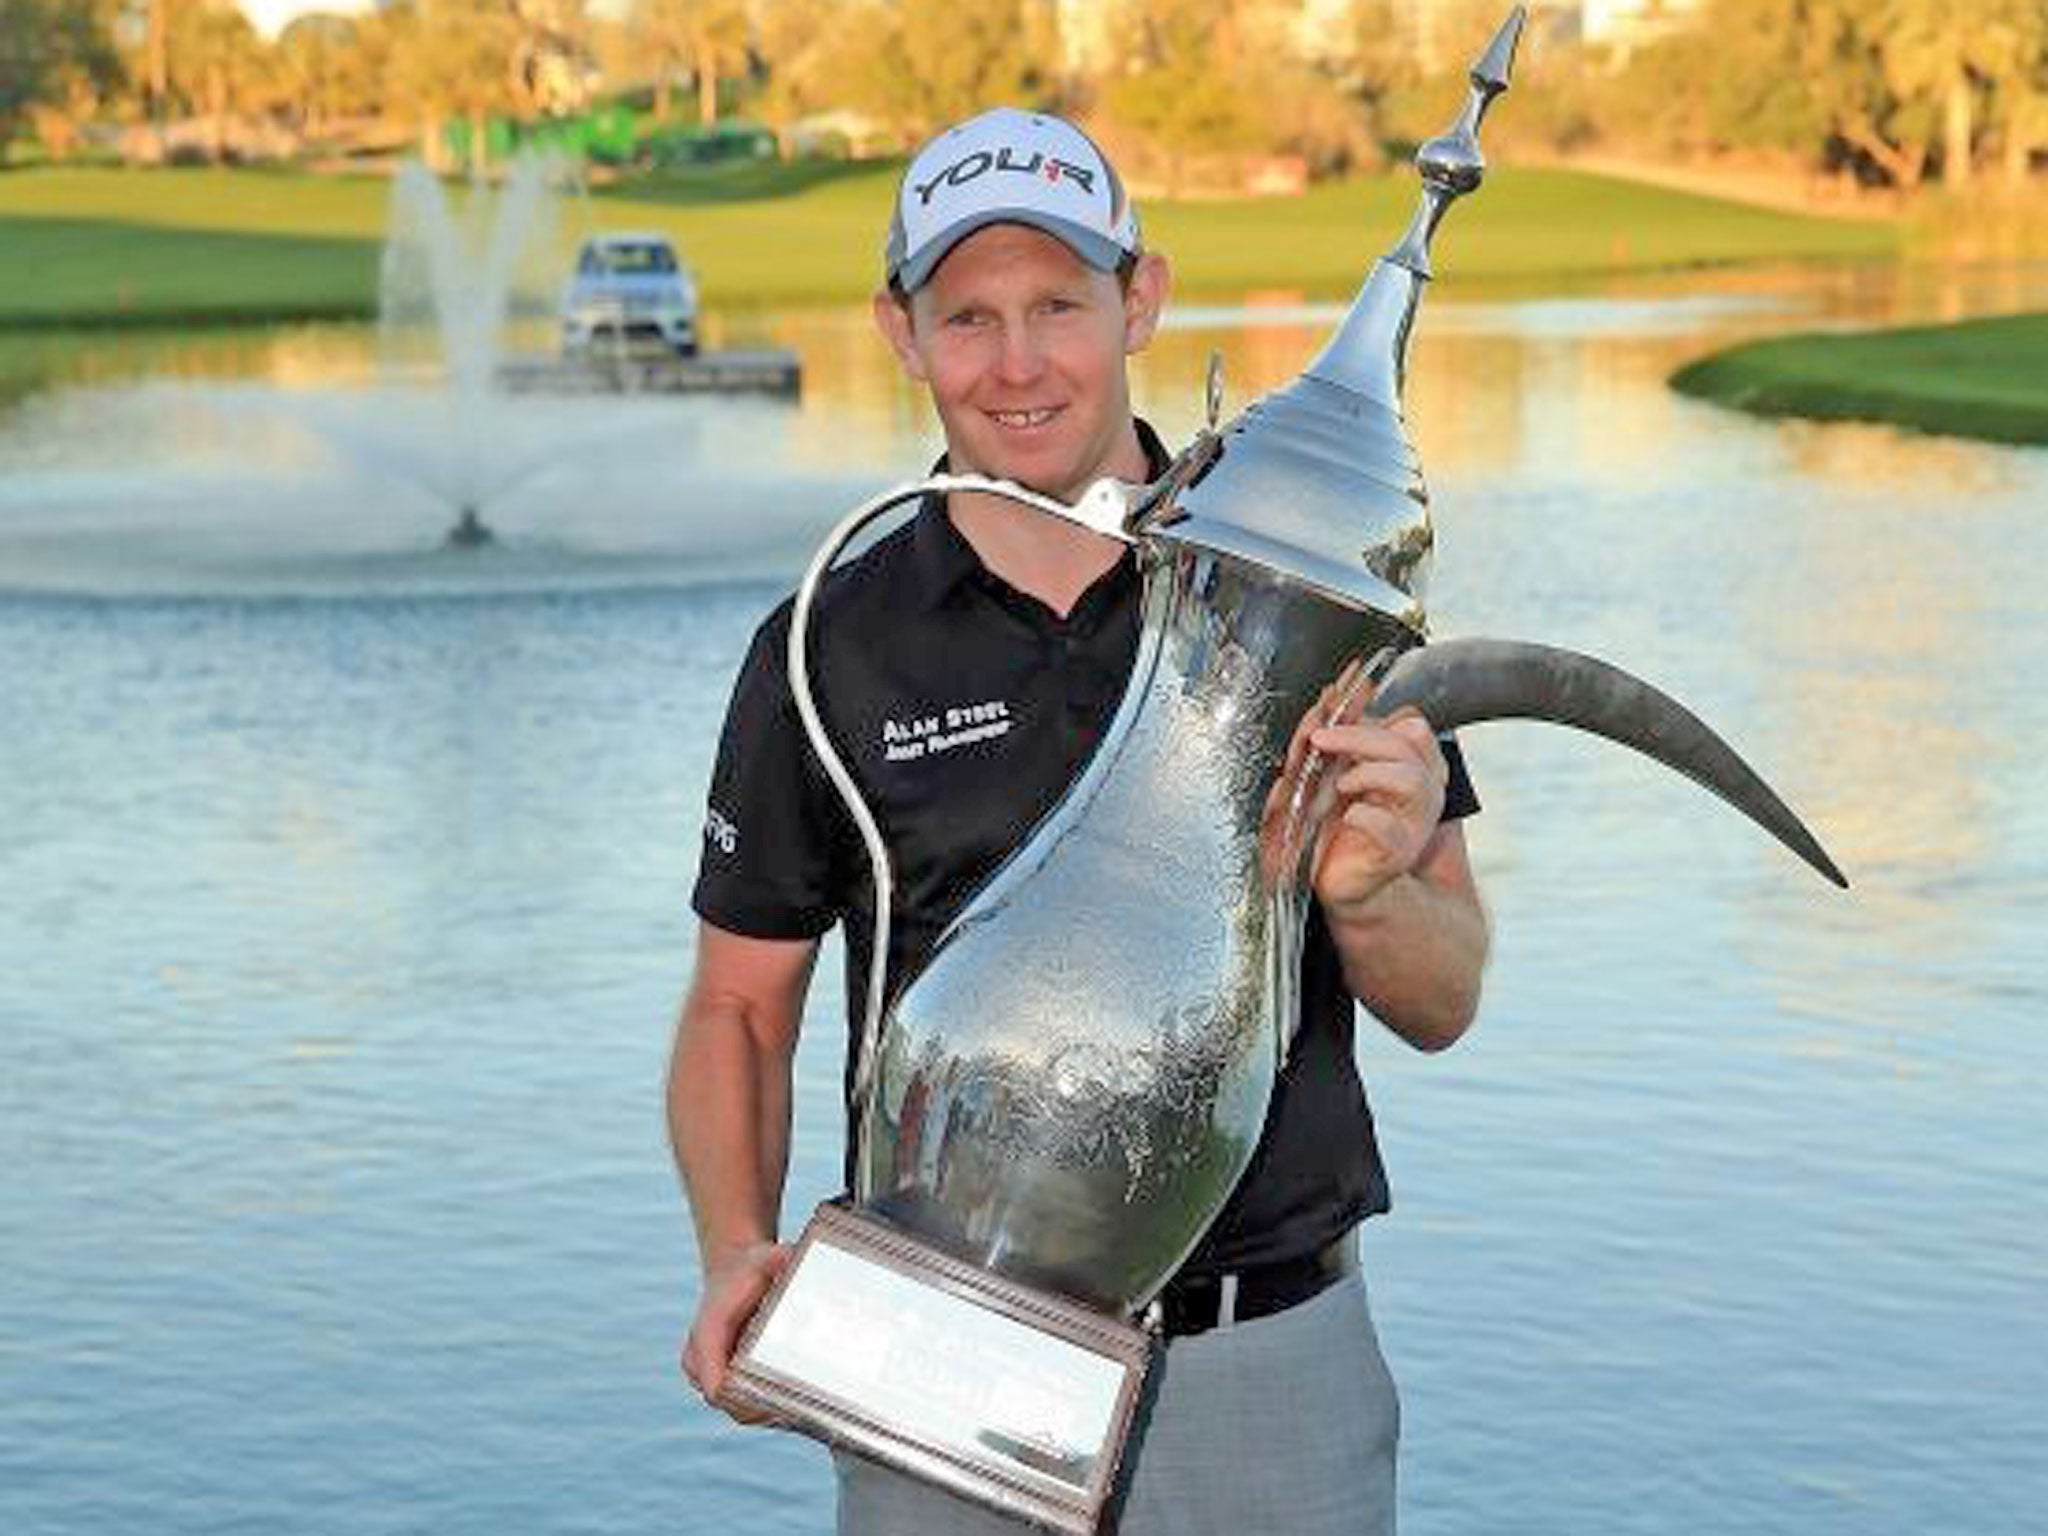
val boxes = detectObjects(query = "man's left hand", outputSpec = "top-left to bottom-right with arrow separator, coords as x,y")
1305,710 -> 1449,914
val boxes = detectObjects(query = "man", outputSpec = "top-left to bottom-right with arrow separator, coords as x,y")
671,107 -> 1489,1534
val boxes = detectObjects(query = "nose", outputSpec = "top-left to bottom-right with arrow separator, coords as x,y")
994,318 -> 1047,386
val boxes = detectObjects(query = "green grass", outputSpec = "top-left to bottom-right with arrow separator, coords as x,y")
615,162 -> 1901,303
614,156 -> 898,205
1669,312 -> 2048,446
0,167 -> 392,328
0,160 -> 1902,327
1145,168 -> 1897,294
0,218 -> 379,327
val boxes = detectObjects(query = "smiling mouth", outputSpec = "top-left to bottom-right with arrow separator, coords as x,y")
988,408 -> 1060,430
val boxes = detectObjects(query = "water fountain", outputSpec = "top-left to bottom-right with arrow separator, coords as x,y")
0,167 -> 941,597
0,228 -> 856,600
377,157 -> 581,549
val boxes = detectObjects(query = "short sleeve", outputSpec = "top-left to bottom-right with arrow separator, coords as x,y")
690,604 -> 851,939
1440,734 -> 1480,821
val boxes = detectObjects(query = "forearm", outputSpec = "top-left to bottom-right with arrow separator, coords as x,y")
1326,870 -> 1489,1053
668,993 -> 796,1273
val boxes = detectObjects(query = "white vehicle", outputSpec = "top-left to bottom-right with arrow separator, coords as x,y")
560,232 -> 699,356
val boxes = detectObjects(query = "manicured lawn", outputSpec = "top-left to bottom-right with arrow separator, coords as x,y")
0,167 -> 390,326
1669,312 -> 2048,446
0,218 -> 378,326
1142,168 -> 1897,294
0,160 -> 1901,327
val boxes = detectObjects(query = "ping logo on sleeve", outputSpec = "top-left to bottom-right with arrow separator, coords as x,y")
703,806 -> 739,856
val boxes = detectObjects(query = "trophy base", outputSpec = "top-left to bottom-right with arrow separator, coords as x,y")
724,1201 -> 1156,1535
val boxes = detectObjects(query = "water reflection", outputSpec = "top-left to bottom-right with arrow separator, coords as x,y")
1736,421 -> 2021,1016
7,259 -> 2045,503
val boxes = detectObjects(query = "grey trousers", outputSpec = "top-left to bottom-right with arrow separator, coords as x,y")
834,1269 -> 1400,1535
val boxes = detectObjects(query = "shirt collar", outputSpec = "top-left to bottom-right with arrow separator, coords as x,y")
907,418 -> 1173,610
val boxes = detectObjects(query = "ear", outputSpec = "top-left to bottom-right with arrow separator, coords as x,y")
871,288 -> 929,382
1122,252 -> 1171,354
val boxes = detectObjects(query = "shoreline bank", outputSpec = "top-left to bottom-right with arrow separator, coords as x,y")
1669,311 -> 2048,447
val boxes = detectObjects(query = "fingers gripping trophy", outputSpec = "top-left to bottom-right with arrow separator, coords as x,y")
694,9 -> 1844,1533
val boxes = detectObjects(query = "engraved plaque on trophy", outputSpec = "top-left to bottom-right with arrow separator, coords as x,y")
722,1204 -> 1153,1535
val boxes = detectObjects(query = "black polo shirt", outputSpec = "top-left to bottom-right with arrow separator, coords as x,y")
691,422 -> 1479,1279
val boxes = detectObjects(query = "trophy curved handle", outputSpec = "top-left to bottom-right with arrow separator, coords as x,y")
788,473 -> 1146,1113
1368,638 -> 1848,888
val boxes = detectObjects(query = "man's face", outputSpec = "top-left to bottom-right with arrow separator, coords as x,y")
874,224 -> 1167,502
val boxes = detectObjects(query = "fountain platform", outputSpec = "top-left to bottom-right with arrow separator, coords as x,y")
496,348 -> 801,398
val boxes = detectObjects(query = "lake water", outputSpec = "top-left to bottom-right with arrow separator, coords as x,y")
3,263 -> 2046,1535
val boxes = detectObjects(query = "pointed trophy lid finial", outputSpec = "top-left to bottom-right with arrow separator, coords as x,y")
1151,9 -> 1526,621
1473,4 -> 1524,91
1303,6 -> 1525,406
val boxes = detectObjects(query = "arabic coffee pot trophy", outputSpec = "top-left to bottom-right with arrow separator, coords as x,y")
722,11 -> 1843,1531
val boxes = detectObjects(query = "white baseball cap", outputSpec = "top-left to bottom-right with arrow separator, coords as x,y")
884,107 -> 1142,294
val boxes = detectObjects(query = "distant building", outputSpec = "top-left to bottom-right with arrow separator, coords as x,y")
236,0 -> 373,41
1580,0 -> 1703,49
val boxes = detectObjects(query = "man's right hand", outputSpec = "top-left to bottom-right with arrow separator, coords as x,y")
681,1240 -> 793,1423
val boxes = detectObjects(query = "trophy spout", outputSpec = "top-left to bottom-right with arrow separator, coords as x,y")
1366,639 -> 1848,888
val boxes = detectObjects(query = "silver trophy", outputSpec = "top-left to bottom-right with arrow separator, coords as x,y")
724,10 -> 1844,1530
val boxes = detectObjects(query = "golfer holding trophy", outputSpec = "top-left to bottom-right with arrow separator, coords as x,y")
670,11 -> 1842,1532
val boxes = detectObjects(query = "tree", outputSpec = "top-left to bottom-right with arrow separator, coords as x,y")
2000,71 -> 2048,189
757,0 -> 1061,144
1101,0 -> 1277,186
1881,0 -> 1991,189
891,0 -> 1057,134
1598,0 -> 2047,193
1340,0 -> 1419,112
750,0 -> 843,139
144,0 -> 178,124
509,0 -> 596,120
633,0 -> 748,125
0,0 -> 122,156
333,5 -> 407,127
162,0 -> 269,160
1593,0 -> 1926,188
1777,0 -> 1916,186
274,15 -> 364,142
1967,0 -> 2048,188
1096,0 -> 1375,186
386,0 -> 523,173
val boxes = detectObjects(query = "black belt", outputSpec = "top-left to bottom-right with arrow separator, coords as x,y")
1154,1236 -> 1357,1339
